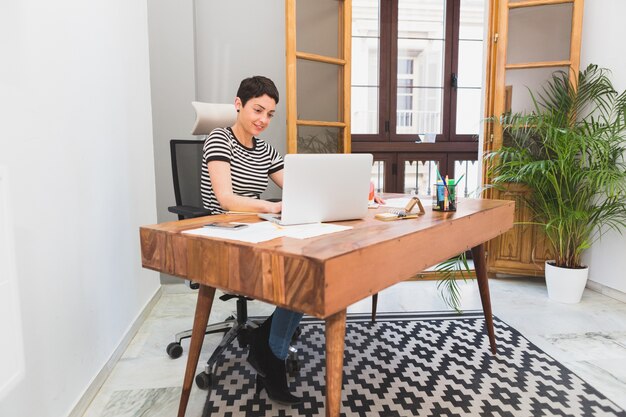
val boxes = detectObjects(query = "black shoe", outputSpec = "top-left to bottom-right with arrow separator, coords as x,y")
247,314 -> 273,377
248,314 -> 301,405
255,374 -> 301,405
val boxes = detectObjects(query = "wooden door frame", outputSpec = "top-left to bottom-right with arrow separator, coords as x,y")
285,0 -> 352,154
482,0 -> 584,275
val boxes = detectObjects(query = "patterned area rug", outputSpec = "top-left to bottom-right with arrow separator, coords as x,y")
202,311 -> 625,417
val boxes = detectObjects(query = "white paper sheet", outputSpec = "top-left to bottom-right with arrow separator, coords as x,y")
182,221 -> 352,243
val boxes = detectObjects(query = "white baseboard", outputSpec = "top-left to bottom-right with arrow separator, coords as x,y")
587,280 -> 626,303
68,286 -> 163,417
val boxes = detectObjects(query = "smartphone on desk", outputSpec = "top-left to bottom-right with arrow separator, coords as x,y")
203,222 -> 249,230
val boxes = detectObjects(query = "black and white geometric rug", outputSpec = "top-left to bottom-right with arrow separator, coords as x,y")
202,311 -> 625,417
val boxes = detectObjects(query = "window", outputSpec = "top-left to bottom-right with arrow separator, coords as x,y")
352,0 -> 485,193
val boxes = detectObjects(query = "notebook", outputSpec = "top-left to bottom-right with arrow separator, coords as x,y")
258,153 -> 373,226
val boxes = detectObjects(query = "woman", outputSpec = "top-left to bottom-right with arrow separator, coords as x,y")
200,75 -> 302,405
201,75 -> 383,405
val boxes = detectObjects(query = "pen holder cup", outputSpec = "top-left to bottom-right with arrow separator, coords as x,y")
432,183 -> 457,212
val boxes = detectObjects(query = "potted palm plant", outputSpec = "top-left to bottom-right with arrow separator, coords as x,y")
487,64 -> 626,303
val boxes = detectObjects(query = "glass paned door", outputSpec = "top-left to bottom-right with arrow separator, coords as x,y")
351,1 -> 483,194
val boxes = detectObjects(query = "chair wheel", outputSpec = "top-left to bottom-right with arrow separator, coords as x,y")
195,372 -> 214,390
166,342 -> 183,359
286,358 -> 300,376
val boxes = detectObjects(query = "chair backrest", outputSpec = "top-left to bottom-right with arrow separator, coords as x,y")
169,102 -> 238,219
191,102 -> 237,135
170,140 -> 205,210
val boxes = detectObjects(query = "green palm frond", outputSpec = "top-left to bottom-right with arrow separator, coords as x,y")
435,252 -> 471,312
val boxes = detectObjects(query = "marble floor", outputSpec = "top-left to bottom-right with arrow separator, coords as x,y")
83,278 -> 626,416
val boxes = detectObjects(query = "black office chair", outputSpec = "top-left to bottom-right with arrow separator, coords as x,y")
165,103 -> 298,390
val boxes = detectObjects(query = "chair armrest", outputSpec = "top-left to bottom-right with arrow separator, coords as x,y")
168,205 -> 212,218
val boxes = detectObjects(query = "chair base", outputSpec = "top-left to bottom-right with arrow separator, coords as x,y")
166,319 -> 239,359
174,319 -> 237,345
166,296 -> 300,390
200,317 -> 260,378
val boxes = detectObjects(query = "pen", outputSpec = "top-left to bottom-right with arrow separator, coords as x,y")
444,175 -> 449,211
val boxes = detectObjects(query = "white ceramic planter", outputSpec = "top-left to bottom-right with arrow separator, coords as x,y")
545,261 -> 589,303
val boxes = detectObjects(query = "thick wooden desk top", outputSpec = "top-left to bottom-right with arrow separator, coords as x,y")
140,198 -> 514,318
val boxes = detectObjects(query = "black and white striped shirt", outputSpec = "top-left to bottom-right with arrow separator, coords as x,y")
200,127 -> 283,213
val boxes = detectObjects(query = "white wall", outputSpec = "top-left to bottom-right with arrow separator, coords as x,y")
580,0 -> 626,294
194,0 -> 287,166
147,0 -> 197,225
0,0 -> 160,416
146,0 -> 197,284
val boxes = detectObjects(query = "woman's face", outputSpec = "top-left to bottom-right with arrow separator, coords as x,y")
235,94 -> 276,137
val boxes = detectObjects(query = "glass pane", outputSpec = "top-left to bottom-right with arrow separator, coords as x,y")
397,38 -> 444,87
398,0 -> 445,39
371,160 -> 385,193
459,0 -> 485,40
297,126 -> 340,154
457,40 -> 483,88
351,86 -> 379,134
396,87 -> 442,134
352,38 -> 379,86
454,160 -> 480,198
353,0 -> 379,37
455,88 -> 481,135
297,60 -> 339,122
396,1 -> 444,137
505,66 -> 568,114
403,160 -> 440,196
508,4 -> 572,64
352,1 -> 379,135
297,0 -> 338,57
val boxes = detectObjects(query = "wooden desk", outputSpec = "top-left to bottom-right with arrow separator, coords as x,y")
140,198 -> 514,417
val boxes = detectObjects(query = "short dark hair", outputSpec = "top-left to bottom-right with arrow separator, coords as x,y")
236,76 -> 279,107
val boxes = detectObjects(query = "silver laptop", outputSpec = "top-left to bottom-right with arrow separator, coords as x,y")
258,153 -> 373,226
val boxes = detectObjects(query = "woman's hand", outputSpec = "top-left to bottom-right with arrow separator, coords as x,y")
373,194 -> 385,204
266,200 -> 282,214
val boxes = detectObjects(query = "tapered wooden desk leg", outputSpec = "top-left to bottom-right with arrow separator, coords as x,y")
325,309 -> 347,417
177,285 -> 216,417
471,244 -> 497,354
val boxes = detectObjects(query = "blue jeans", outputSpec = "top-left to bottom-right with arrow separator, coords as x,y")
268,307 -> 303,360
